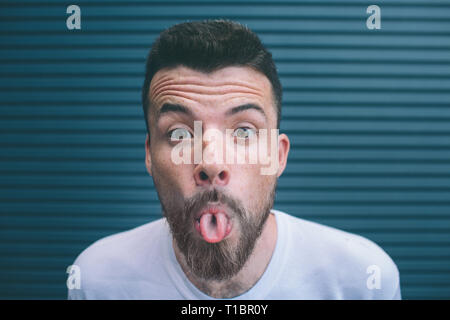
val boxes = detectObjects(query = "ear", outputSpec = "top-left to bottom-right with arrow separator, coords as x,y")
276,133 -> 290,178
145,134 -> 153,176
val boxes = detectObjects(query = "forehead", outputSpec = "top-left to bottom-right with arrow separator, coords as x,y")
148,66 -> 275,118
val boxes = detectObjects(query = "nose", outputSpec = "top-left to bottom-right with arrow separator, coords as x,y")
193,125 -> 231,187
194,163 -> 230,187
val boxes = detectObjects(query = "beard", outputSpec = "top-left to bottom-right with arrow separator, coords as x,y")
158,184 -> 276,281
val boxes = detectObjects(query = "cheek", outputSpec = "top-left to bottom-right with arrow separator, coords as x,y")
151,144 -> 191,190
229,164 -> 274,208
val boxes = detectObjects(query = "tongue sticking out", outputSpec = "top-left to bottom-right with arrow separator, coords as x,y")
199,212 -> 228,243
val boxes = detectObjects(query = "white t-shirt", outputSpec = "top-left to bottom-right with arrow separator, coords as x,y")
67,209 -> 401,299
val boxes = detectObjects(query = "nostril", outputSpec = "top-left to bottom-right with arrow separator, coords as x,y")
199,171 -> 208,181
219,171 -> 227,181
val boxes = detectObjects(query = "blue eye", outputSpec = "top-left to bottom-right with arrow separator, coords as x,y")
169,128 -> 192,141
233,127 -> 256,139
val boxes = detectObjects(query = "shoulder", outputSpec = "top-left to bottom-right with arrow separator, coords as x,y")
274,210 -> 401,299
68,218 -> 169,299
73,218 -> 167,266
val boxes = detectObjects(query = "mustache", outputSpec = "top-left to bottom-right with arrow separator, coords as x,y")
182,189 -> 246,221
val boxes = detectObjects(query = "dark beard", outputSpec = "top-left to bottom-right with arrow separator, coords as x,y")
160,186 -> 276,281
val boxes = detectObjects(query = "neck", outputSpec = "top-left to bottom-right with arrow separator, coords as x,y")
172,212 -> 277,299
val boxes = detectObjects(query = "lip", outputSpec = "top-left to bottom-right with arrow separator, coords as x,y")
194,203 -> 230,221
194,203 -> 233,240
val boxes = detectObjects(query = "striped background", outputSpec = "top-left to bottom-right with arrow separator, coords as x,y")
1,0 -> 450,299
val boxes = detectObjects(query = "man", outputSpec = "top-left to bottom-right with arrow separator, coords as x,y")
68,20 -> 401,299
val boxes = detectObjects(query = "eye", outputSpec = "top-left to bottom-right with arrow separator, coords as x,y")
233,127 -> 256,139
169,128 -> 192,141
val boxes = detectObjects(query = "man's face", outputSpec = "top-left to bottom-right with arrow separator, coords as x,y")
145,66 -> 289,280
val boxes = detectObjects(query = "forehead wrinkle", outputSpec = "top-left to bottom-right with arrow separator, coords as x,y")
153,91 -> 265,114
150,77 -> 174,98
156,84 -> 263,97
150,77 -> 266,102
152,87 -> 265,107
154,76 -> 265,91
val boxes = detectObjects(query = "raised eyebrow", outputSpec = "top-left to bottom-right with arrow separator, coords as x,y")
226,103 -> 267,119
156,103 -> 192,121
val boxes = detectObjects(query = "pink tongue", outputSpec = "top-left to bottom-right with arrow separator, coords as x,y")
199,212 -> 227,243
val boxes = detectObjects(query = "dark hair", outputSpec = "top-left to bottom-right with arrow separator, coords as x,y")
141,19 -> 282,133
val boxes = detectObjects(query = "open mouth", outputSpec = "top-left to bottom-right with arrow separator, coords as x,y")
194,205 -> 233,243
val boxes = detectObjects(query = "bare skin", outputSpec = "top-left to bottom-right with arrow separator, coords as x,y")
144,66 -> 290,298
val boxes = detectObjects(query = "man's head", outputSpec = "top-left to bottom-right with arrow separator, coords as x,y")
142,19 -> 282,131
142,20 -> 290,281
